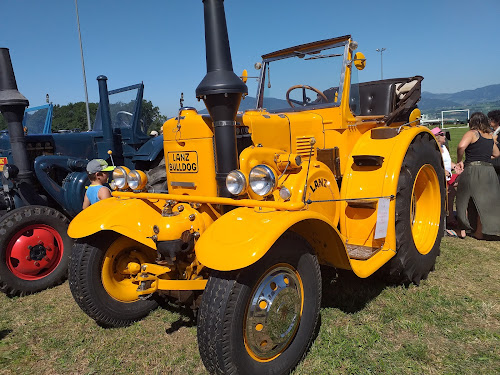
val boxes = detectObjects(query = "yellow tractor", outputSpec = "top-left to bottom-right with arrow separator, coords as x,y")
68,0 -> 444,373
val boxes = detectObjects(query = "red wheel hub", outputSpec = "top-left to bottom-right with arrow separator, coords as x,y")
6,224 -> 64,280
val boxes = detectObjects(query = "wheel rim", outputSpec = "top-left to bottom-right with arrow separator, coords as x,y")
101,237 -> 156,302
410,164 -> 441,254
6,224 -> 64,280
244,264 -> 304,362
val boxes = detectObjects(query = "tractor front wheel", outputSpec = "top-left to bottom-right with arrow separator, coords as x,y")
69,234 -> 158,327
197,232 -> 321,375
0,206 -> 71,296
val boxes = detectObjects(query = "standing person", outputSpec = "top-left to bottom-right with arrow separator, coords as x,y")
431,127 -> 462,234
488,110 -> 500,138
456,112 -> 500,239
488,110 -> 500,181
82,159 -> 115,209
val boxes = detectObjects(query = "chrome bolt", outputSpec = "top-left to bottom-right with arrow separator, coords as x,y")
25,256 -> 31,261
141,265 -> 147,271
189,214 -> 196,221
34,261 -> 40,267
193,232 -> 200,239
178,205 -> 185,212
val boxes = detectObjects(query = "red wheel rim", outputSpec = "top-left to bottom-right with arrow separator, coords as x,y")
6,224 -> 64,280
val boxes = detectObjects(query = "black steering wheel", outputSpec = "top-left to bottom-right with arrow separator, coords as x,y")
286,85 -> 328,108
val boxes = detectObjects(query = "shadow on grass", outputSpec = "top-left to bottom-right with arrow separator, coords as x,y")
320,267 -> 386,313
161,302 -> 197,334
0,329 -> 12,341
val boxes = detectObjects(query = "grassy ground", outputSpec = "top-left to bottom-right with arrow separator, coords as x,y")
0,237 -> 498,375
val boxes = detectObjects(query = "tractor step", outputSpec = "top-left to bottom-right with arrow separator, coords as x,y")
352,155 -> 384,166
346,244 -> 381,260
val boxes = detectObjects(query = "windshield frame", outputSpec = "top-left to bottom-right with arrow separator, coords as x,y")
255,36 -> 351,113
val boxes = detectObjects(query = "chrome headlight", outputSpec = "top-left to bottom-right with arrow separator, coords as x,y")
249,164 -> 276,196
127,170 -> 148,191
112,166 -> 130,189
226,170 -> 246,195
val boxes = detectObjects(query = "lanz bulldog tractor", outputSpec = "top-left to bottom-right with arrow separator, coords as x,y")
68,0 -> 444,373
0,48 -> 166,296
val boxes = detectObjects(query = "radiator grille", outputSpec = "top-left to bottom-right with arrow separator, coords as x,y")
295,136 -> 316,158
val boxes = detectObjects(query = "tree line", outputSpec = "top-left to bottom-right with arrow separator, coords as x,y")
0,100 -> 167,134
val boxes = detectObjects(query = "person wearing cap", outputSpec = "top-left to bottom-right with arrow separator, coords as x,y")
82,159 -> 115,209
432,127 -> 462,235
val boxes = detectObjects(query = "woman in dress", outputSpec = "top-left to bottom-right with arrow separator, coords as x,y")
456,112 -> 500,239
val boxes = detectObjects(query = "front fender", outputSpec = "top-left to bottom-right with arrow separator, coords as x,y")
67,197 -> 161,249
195,207 -> 346,271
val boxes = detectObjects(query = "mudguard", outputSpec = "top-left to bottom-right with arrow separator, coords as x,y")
67,197 -> 161,249
132,135 -> 164,163
195,207 -> 349,271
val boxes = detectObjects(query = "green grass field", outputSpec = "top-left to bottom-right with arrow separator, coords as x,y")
1,237 -> 498,375
1,124 -> 498,375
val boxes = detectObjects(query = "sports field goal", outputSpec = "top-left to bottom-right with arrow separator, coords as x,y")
440,109 -> 469,129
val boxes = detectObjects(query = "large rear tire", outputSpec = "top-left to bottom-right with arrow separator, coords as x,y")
69,234 -> 158,327
381,133 -> 445,285
197,232 -> 321,375
0,206 -> 71,297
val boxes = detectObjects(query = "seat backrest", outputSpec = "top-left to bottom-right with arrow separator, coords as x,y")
357,80 -> 396,116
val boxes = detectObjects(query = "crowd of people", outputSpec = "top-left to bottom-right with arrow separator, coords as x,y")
440,110 -> 500,240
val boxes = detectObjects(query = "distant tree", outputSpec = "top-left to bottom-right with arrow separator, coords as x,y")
141,100 -> 168,134
52,102 -> 98,132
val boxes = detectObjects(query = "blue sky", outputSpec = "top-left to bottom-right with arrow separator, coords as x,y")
1,0 -> 499,117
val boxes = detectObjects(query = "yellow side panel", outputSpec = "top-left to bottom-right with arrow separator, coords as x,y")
243,111 -> 290,152
165,138 -> 217,197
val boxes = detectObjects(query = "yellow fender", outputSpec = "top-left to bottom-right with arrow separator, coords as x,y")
195,207 -> 351,272
67,197 -> 161,249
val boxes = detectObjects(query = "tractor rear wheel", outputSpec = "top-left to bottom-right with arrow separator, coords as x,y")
69,234 -> 158,327
0,206 -> 71,297
197,232 -> 321,375
380,133 -> 445,285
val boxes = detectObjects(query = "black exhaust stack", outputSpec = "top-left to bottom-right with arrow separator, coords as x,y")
196,0 -> 247,203
0,48 -> 32,184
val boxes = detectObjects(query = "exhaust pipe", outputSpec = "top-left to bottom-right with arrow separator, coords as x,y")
196,0 -> 247,205
0,48 -> 32,184
97,75 -> 114,154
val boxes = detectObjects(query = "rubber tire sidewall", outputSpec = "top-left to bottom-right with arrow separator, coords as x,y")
0,205 -> 72,296
383,133 -> 445,285
69,233 -> 158,327
197,232 -> 321,375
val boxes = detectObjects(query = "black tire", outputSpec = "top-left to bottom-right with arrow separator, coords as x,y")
380,133 -> 445,285
197,232 -> 321,375
0,206 -> 72,297
137,155 -> 167,192
69,233 -> 158,327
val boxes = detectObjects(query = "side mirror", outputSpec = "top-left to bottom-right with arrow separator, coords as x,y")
240,69 -> 248,83
409,108 -> 421,125
353,52 -> 366,70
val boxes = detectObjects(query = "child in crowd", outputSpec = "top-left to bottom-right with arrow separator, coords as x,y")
82,159 -> 115,209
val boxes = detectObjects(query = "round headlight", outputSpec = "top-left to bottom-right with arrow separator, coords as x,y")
2,164 -> 19,180
226,170 -> 246,195
112,166 -> 130,189
249,165 -> 276,196
127,170 -> 148,191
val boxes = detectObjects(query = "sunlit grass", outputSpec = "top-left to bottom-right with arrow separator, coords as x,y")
1,237 -> 498,374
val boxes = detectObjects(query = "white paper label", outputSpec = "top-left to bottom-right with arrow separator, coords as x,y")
374,198 -> 390,239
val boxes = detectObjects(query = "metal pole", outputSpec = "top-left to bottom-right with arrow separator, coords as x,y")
376,48 -> 386,80
75,0 -> 91,131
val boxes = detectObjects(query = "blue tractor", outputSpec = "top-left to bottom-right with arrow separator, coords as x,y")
0,48 -> 166,296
